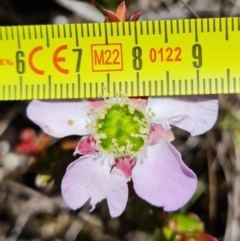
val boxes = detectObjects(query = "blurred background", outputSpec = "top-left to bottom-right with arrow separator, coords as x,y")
1,0 -> 240,240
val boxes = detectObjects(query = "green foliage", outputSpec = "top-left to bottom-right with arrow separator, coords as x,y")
163,213 -> 204,239
145,212 -> 217,241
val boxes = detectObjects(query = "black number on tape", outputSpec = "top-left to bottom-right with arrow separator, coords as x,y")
72,48 -> 83,72
192,44 -> 202,68
132,46 -> 143,70
16,51 -> 26,74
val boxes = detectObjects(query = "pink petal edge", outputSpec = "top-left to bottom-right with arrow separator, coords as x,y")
132,140 -> 197,211
27,100 -> 90,138
106,167 -> 129,217
147,96 -> 218,136
61,153 -> 128,217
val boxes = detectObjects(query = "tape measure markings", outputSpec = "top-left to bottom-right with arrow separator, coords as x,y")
147,21 -> 150,35
77,74 -> 80,98
44,25 -> 49,47
104,22 -> 108,44
176,19 -> 180,34
213,18 -> 216,32
98,23 -> 103,37
25,82 -> 28,99
51,25 -> 55,39
115,22 -> 119,36
28,26 -> 32,40
92,23 -> 96,37
48,75 -> 51,99
39,25 -> 43,39
2,68 -> 238,100
21,26 -> 25,40
231,17 -> 234,31
27,26 -> 30,40
53,83 -> 56,99
189,19 -> 192,33
194,20 -> 197,42
204,18 -> 208,34
134,22 -> 138,44
34,25 -> 37,39
63,24 -> 67,38
1,18 -> 240,100
149,21 -> 153,35
4,27 -> 8,40
225,18 -> 229,40
164,21 -> 168,43
17,27 -> 21,48
110,22 -> 113,36
66,82 -> 69,98
58,24 -> 62,39
209,78 -> 213,94
74,24 -> 79,46
20,76 -> 23,99
113,80 -> 116,95
12,27 -> 15,41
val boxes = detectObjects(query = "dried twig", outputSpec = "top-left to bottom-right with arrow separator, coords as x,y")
179,0 -> 199,18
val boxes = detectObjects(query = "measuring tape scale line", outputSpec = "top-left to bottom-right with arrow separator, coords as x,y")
1,69 -> 239,100
1,18 -> 235,45
1,17 -> 240,100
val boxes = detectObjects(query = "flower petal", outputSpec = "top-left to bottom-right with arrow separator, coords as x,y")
147,96 -> 218,136
106,167 -> 128,217
61,153 -> 128,217
132,141 -> 197,211
27,100 -> 90,138
61,155 -> 95,210
84,99 -> 104,111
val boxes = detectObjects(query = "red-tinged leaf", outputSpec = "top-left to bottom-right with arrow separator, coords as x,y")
15,141 -> 36,154
20,128 -> 36,142
129,11 -> 142,21
116,1 -> 127,21
104,9 -> 120,22
195,233 -> 218,241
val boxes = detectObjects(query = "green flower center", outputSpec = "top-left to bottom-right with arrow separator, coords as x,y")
93,103 -> 149,156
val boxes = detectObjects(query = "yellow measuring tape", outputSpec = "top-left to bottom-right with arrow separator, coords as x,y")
0,17 -> 240,100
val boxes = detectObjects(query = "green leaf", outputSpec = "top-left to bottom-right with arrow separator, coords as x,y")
166,213 -> 204,238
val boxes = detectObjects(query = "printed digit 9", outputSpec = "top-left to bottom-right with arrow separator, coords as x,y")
192,44 -> 202,68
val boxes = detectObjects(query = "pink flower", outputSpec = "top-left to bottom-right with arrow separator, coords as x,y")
27,95 -> 218,217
